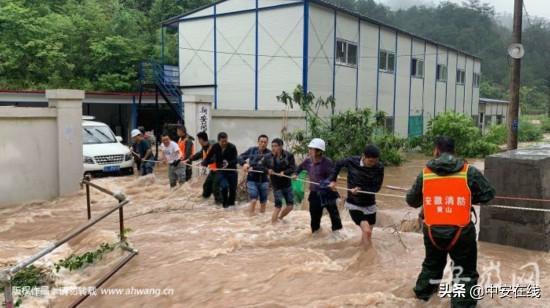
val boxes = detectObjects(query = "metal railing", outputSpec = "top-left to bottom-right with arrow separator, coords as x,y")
138,60 -> 184,122
1,176 -> 138,308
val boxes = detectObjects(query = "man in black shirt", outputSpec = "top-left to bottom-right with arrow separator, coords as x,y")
186,132 -> 222,204
329,145 -> 384,247
201,132 -> 238,208
264,138 -> 296,223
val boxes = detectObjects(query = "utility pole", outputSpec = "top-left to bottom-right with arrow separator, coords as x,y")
507,0 -> 523,150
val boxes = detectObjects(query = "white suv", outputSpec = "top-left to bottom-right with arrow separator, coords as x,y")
82,120 -> 134,175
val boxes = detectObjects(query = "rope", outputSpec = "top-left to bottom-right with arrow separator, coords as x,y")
130,153 -> 550,213
383,185 -> 550,213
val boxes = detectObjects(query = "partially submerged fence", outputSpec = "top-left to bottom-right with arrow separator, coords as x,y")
1,176 -> 138,308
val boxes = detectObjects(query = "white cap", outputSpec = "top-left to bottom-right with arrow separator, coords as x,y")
131,129 -> 142,138
308,138 -> 326,151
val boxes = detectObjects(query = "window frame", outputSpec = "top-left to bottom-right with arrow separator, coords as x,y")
456,69 -> 466,85
379,49 -> 395,73
436,64 -> 447,82
411,58 -> 424,78
335,38 -> 358,67
473,73 -> 481,88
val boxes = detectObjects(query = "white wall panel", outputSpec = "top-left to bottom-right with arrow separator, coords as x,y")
216,0 -> 255,14
308,4 -> 334,115
410,39 -> 425,116
423,43 -> 437,128
435,48 -> 448,115
179,19 -> 214,86
258,6 -> 303,110
357,23 -> 378,111
377,28 -> 396,116
216,13 -> 255,110
394,34 -> 411,136
334,12 -> 358,112
472,60 -> 480,116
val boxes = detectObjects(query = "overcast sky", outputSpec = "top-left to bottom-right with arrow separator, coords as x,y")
378,0 -> 550,20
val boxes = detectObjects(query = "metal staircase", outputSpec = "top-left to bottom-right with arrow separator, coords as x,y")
137,61 -> 183,123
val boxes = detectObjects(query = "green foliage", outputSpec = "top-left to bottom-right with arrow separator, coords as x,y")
421,112 -> 498,157
480,81 -> 507,99
484,125 -> 507,145
518,121 -> 544,142
278,85 -> 406,165
0,265 -> 52,292
0,265 -> 53,306
54,243 -> 115,272
0,0 -> 210,91
119,227 -> 133,240
520,85 -> 549,115
542,117 -> 550,133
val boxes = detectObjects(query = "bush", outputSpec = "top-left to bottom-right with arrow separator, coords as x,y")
541,117 -> 550,133
518,121 -> 544,142
374,134 -> 407,165
484,125 -> 507,145
279,86 -> 407,165
421,112 -> 498,157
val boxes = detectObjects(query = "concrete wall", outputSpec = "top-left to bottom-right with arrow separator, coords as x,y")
0,90 -> 84,207
211,110 -> 305,153
480,145 -> 550,251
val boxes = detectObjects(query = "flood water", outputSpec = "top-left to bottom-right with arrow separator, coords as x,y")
1,156 -> 548,307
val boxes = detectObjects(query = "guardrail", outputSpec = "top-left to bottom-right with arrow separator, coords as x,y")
1,176 -> 138,308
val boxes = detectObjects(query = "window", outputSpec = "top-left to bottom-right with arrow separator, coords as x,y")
347,43 -> 357,66
473,73 -> 481,87
379,50 -> 395,73
411,58 -> 424,78
479,112 -> 484,124
496,115 -> 503,125
456,69 -> 465,84
336,39 -> 358,66
436,64 -> 447,81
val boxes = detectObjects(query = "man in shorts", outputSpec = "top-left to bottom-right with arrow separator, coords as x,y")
330,145 -> 384,247
264,138 -> 296,223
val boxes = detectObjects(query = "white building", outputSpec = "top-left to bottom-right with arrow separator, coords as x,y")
478,97 -> 509,132
164,0 -> 481,149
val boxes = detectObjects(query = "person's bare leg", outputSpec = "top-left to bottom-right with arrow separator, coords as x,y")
360,221 -> 373,248
249,199 -> 257,214
279,205 -> 293,220
260,203 -> 267,213
272,207 -> 281,223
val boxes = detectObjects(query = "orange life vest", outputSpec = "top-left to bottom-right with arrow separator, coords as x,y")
422,164 -> 471,250
203,146 -> 217,171
178,137 -> 195,160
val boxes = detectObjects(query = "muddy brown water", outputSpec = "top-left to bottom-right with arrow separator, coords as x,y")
1,156 -> 548,307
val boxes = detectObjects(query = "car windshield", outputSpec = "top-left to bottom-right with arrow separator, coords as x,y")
82,126 -> 117,144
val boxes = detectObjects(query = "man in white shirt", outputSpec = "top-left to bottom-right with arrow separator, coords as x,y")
160,133 -> 185,188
